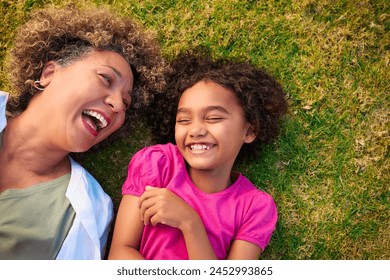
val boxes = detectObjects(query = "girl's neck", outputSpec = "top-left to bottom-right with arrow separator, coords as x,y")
187,166 -> 233,194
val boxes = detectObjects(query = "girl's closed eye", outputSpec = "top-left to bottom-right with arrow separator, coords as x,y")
206,115 -> 224,122
176,117 -> 191,124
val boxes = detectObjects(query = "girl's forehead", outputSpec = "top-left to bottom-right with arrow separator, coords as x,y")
177,81 -> 244,114
179,81 -> 238,104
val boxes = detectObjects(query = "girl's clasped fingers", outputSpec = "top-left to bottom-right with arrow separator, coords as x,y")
138,186 -> 186,228
138,186 -> 158,224
138,186 -> 159,207
142,204 -> 159,226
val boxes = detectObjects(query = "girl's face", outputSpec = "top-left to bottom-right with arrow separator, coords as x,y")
28,50 -> 134,152
175,81 -> 255,175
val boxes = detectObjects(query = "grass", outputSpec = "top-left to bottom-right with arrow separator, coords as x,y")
1,0 -> 388,259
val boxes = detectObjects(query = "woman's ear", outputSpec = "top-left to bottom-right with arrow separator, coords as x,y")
244,124 -> 256,144
39,61 -> 58,87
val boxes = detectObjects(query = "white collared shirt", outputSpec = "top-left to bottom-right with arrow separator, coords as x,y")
0,91 -> 7,132
56,158 -> 113,259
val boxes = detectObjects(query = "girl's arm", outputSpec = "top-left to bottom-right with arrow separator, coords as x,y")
108,195 -> 145,259
139,186 -> 217,260
227,240 -> 262,260
177,205 -> 218,260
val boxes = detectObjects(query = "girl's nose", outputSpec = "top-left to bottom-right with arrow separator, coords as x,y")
189,121 -> 207,137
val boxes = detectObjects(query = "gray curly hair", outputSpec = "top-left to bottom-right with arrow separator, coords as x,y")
6,4 -> 169,115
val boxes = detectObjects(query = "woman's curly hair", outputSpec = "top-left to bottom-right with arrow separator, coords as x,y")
148,51 -> 288,163
6,4 -> 169,116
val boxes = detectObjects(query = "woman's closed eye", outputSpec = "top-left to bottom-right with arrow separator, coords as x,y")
122,98 -> 130,110
98,73 -> 112,86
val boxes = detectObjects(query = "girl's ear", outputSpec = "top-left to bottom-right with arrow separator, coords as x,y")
39,61 -> 58,87
244,124 -> 256,144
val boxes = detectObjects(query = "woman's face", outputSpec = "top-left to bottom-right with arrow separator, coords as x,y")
28,50 -> 134,152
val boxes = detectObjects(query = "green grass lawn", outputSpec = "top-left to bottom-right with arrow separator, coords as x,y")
1,0 -> 388,259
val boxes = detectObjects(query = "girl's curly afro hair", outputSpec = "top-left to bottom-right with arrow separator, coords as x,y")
147,51 -> 288,163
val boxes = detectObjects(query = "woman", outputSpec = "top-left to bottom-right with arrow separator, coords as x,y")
0,4 -> 168,260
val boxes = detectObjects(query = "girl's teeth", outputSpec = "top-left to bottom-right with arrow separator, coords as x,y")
191,144 -> 211,150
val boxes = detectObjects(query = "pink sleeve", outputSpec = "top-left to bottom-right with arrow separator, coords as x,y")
235,192 -> 278,251
122,145 -> 170,196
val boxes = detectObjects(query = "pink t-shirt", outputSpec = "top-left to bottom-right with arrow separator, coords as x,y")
122,143 -> 277,260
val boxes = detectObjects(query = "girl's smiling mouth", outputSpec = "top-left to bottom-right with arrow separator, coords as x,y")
188,143 -> 214,151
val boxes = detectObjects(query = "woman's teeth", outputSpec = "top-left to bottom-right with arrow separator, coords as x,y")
82,110 -> 108,129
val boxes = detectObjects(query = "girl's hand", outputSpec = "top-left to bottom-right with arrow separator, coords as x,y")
138,186 -> 198,230
139,186 -> 218,260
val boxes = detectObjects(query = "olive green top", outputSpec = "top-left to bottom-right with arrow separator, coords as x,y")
0,130 -> 75,259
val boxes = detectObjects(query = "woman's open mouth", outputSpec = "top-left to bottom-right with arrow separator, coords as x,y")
82,109 -> 110,136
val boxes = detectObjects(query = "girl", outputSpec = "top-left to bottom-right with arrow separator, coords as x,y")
109,53 -> 288,260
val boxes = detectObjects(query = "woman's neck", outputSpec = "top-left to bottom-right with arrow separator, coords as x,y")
0,116 -> 70,190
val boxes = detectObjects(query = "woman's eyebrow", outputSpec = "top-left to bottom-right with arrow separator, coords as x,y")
103,65 -> 122,77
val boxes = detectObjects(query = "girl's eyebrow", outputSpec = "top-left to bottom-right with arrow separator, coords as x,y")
204,105 -> 230,114
176,107 -> 189,114
176,106 -> 230,114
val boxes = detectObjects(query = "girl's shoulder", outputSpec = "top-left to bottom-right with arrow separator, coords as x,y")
131,143 -> 182,168
134,142 -> 177,157
235,174 -> 276,204
123,143 -> 184,194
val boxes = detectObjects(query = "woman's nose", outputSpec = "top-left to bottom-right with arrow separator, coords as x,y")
104,91 -> 126,113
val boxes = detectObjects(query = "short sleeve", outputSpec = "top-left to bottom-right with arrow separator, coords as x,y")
235,192 -> 278,251
122,145 -> 172,196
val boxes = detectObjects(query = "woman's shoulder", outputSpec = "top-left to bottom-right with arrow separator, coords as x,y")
68,158 -> 112,205
1,91 -> 9,136
1,91 -> 8,114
